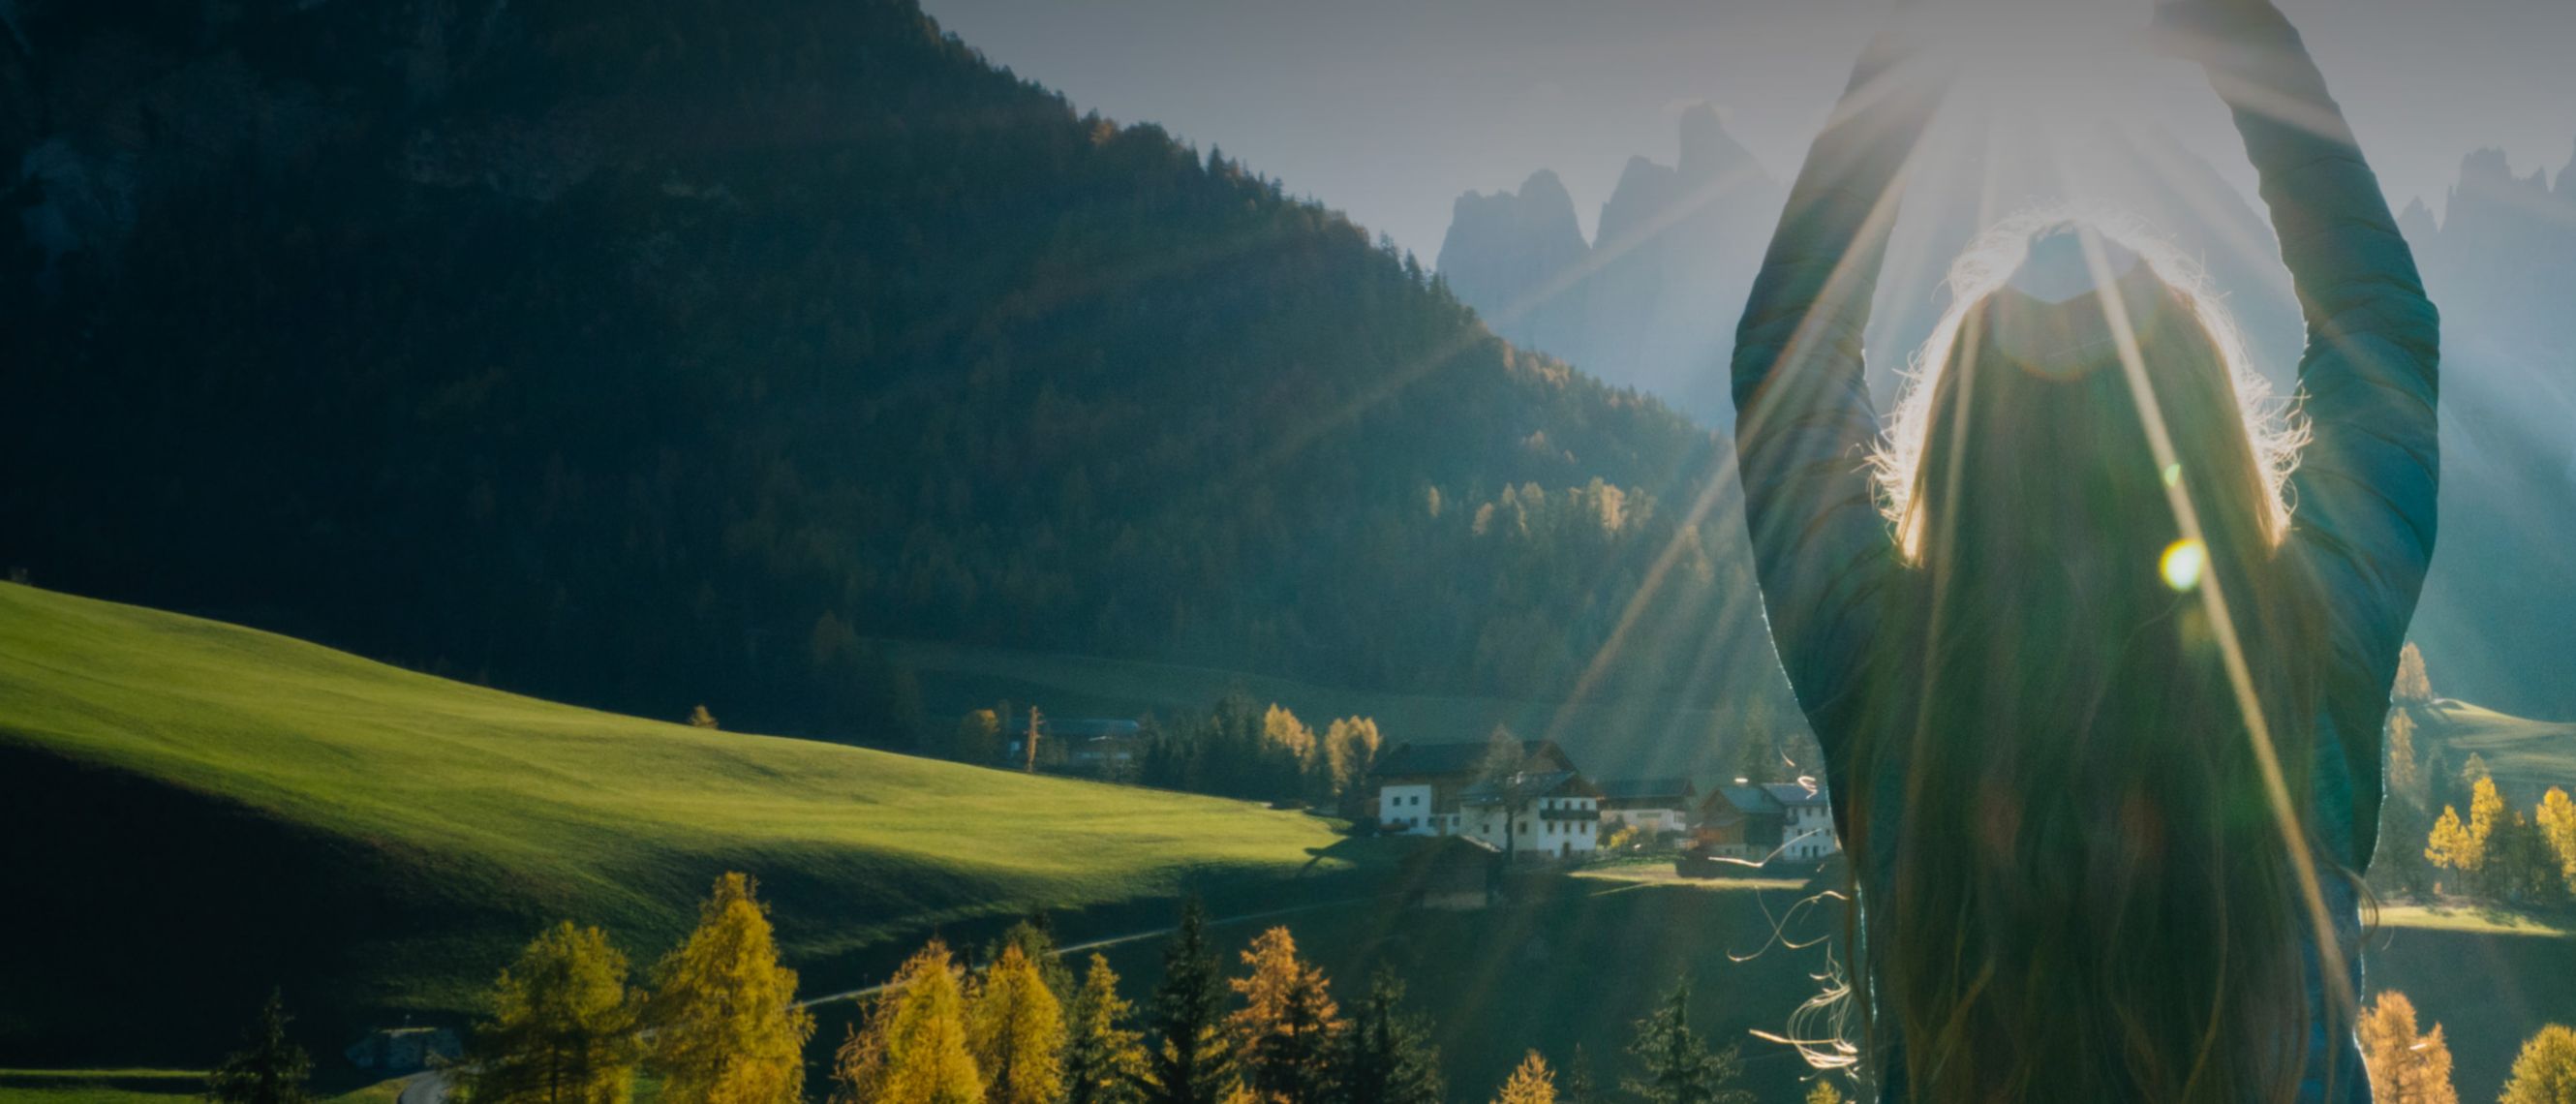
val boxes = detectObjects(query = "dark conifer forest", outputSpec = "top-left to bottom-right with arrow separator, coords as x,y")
0,0 -> 1775,742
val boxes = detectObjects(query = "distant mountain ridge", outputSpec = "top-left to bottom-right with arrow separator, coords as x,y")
1435,105 -> 1785,425
1439,113 -> 2576,716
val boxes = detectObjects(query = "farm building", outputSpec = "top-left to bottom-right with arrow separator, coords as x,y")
1596,777 -> 1698,838
1371,738 -> 1600,860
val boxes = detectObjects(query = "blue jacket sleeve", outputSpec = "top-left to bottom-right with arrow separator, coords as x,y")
2191,8 -> 2441,867
1730,42 -> 1946,783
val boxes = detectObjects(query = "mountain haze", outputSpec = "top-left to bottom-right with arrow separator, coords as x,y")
1439,112 -> 2576,715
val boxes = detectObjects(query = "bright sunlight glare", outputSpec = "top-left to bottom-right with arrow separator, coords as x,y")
2160,537 -> 2208,592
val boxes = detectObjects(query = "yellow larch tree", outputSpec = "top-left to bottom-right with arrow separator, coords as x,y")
838,939 -> 984,1104
968,944 -> 1066,1104
1494,1053 -> 1556,1104
1322,719 -> 1383,800
646,873 -> 813,1104
2499,1025 -> 2576,1104
2536,786 -> 2576,892
2357,991 -> 2457,1104
1227,927 -> 1339,1104
460,921 -> 643,1104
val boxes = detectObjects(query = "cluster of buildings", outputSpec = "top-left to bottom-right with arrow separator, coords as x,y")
1368,737 -> 1837,866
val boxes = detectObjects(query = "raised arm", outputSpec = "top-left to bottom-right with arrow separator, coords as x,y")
1730,32 -> 1947,780
2163,0 -> 2441,865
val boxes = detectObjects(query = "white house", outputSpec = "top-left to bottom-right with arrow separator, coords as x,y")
1763,778 -> 1838,862
1458,770 -> 1601,860
1370,739 -> 1599,860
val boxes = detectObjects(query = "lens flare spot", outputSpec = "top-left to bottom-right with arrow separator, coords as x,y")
2162,462 -> 2183,488
2161,538 -> 2207,592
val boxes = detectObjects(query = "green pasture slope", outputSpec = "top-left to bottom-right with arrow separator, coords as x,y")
0,583 -> 1360,1064
2420,699 -> 2576,797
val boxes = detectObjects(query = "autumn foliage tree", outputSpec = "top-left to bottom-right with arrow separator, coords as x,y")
2540,787 -> 2576,893
1064,954 -> 1148,1104
461,922 -> 645,1104
2427,777 -> 2506,894
647,874 -> 813,1104
835,940 -> 982,1104
969,944 -> 1067,1104
1493,1053 -> 1556,1104
1229,927 -> 1340,1104
1322,719 -> 1383,803
2499,1025 -> 2576,1104
2357,991 -> 2457,1104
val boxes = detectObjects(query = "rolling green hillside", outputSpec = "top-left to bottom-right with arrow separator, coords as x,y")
2417,699 -> 2576,797
0,583 -> 1362,1063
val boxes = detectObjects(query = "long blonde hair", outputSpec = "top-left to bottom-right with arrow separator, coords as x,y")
1831,211 -> 2345,1102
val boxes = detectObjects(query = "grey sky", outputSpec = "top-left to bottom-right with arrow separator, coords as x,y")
920,0 -> 2576,259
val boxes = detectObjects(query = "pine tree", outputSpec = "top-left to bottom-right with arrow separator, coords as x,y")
1325,968 -> 1442,1104
1064,955 -> 1147,1104
1143,902 -> 1233,1104
969,945 -> 1067,1104
1493,1053 -> 1555,1104
1228,928 -> 1339,1104
1561,1047 -> 1595,1104
206,991 -> 312,1104
646,873 -> 814,1104
836,940 -> 983,1104
2357,991 -> 2457,1104
1623,983 -> 1752,1104
2499,1025 -> 2576,1104
461,922 -> 644,1104
688,705 -> 720,729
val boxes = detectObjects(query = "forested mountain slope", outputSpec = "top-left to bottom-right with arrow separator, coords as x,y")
0,0 -> 1781,742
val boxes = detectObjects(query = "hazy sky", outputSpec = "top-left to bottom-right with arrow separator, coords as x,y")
920,0 -> 2576,258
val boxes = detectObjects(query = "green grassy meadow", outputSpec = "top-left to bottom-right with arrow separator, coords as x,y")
0,583 -> 1364,1063
2419,699 -> 2576,797
0,1072 -> 401,1104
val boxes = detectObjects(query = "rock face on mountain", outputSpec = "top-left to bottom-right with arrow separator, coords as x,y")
2395,144 -> 2576,716
1436,169 -> 1593,362
1435,106 -> 1785,424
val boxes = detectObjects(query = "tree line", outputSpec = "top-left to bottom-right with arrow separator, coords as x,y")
928,692 -> 1384,812
200,878 -> 1804,1104
2370,646 -> 2576,910
190,877 -> 2576,1104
